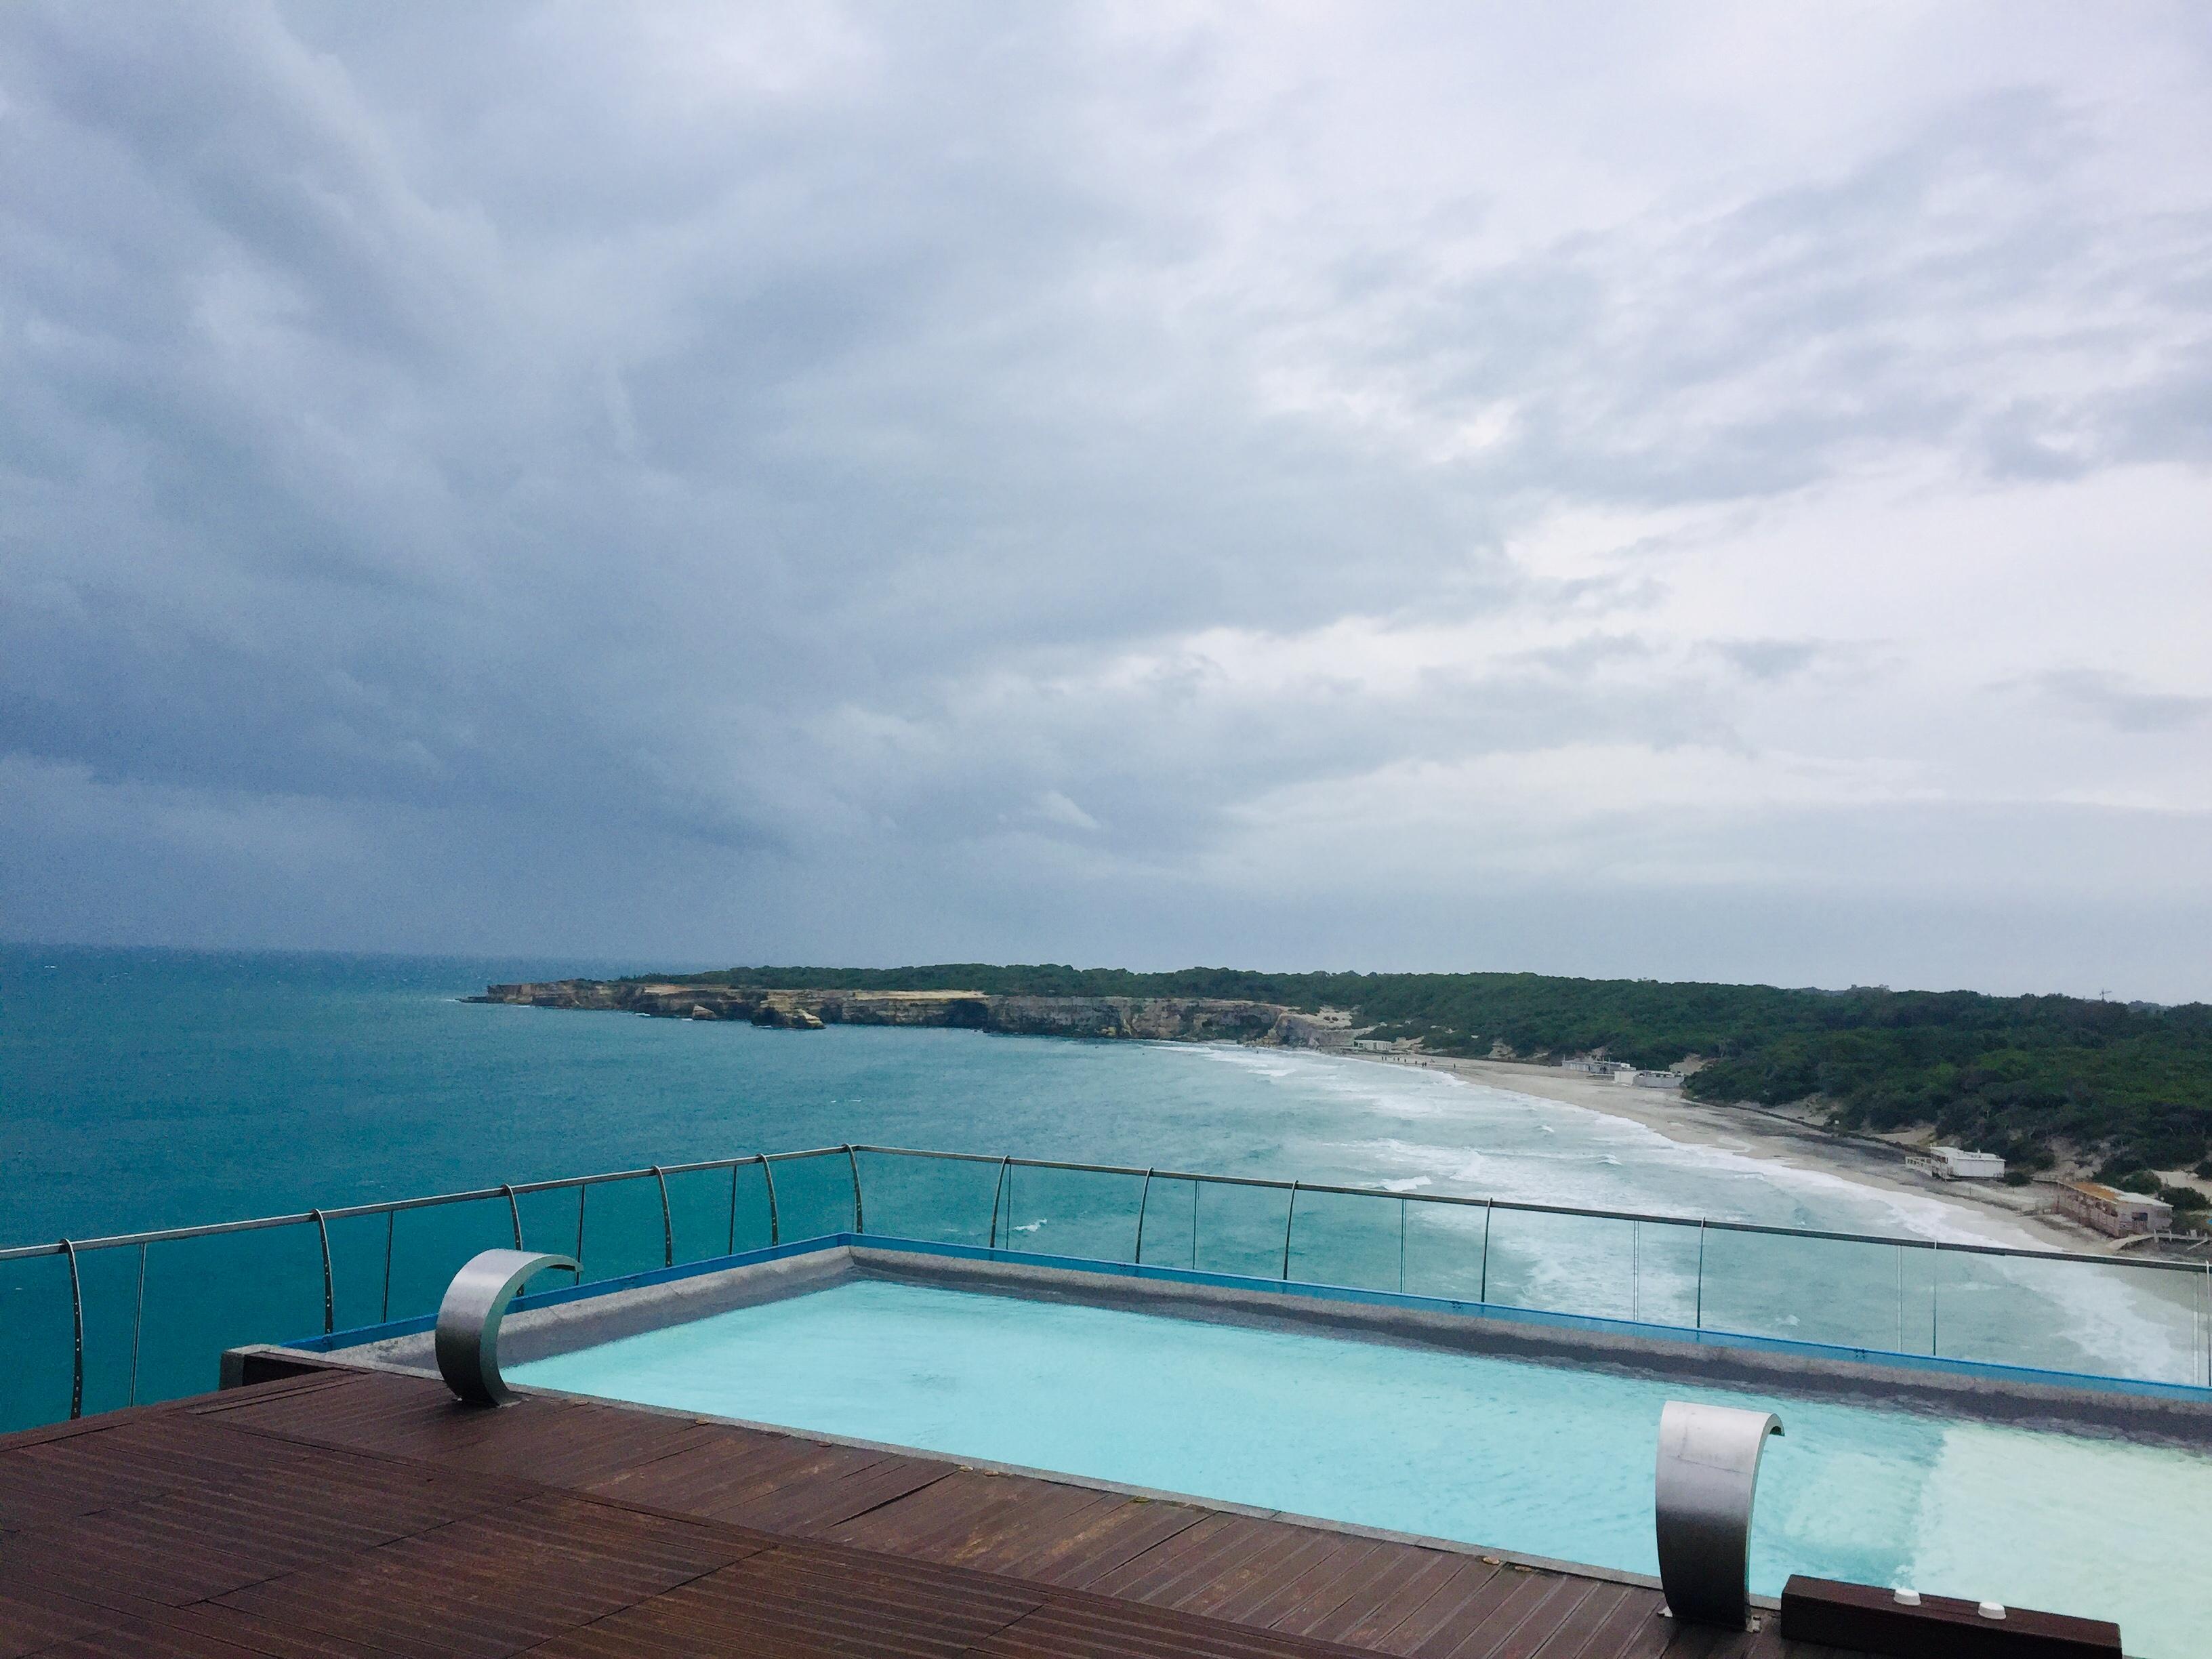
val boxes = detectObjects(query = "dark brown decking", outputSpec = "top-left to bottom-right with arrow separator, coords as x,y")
1,1367 -> 1862,1658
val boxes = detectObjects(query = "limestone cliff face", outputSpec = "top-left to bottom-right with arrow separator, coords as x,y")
468,981 -> 1349,1046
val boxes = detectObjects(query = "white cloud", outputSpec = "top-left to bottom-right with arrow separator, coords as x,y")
2,1 -> 2210,996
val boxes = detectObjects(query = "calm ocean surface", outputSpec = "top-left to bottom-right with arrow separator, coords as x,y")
3,945 -> 2199,1422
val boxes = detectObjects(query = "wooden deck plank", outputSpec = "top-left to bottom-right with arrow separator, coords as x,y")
1240,1535 -> 1389,1630
922,1483 -> 1127,1571
1293,1546 -> 1475,1646
1192,1527 -> 1368,1624
743,1454 -> 955,1536
529,1540 -> 1048,1659
1084,1512 -> 1290,1605
1542,1583 -> 1670,1659
211,1489 -> 755,1658
1362,1556 -> 1513,1654
583,1427 -> 890,1519
0,1579 -> 387,1659
1450,1573 -> 1612,1659
1004,1496 -> 1212,1588
821,1468 -> 1044,1556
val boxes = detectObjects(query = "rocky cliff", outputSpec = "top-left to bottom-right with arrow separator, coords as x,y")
467,980 -> 1351,1046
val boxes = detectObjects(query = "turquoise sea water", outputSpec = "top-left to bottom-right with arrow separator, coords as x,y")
518,1279 -> 2212,1659
0,944 -> 2075,1246
2,945 -> 2203,1418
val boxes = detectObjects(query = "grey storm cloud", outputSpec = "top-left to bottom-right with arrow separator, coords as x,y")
3,2 -> 2211,998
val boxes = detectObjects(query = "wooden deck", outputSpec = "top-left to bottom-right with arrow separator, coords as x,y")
0,1366 -> 1866,1658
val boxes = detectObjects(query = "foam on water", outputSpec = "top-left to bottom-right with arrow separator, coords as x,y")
1159,1052 -> 2194,1389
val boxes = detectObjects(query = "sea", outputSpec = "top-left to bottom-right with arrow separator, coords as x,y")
2,945 -> 2202,1422
4,945 -> 2027,1247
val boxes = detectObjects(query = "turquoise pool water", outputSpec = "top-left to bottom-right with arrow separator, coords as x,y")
517,1279 -> 2212,1659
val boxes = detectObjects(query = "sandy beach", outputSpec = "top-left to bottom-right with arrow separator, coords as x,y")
1343,1052 -> 2107,1254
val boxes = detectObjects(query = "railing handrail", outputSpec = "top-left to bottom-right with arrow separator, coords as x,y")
0,1145 -> 854,1263
843,1144 -> 2212,1275
6,1138 -> 2204,1278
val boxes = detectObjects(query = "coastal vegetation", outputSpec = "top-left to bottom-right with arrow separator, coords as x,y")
648,964 -> 2212,1183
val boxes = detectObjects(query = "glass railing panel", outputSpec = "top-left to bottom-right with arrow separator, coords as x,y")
384,1195 -> 533,1318
81,1247 -> 165,1415
1626,1218 -> 1703,1330
575,1174 -> 669,1284
664,1166 -> 743,1265
767,1149 -> 860,1242
1478,1206 -> 1636,1322
1931,1250 -> 2205,1385
0,1254 -> 79,1431
1399,1199 -> 1492,1303
729,1161 -> 779,1250
1190,1179 -> 1296,1281
998,1164 -> 1146,1264
1696,1226 -> 1917,1353
76,1242 -> 152,1416
514,1185 -> 590,1270
326,1209 -> 405,1330
851,1150 -> 1000,1247
134,1225 -> 326,1402
1284,1188 -> 1406,1293
1134,1175 -> 1200,1268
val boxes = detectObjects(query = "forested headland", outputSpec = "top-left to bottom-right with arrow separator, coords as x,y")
648,963 -> 2212,1193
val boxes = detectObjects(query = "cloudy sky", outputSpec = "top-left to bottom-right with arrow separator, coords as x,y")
4,3 -> 2210,998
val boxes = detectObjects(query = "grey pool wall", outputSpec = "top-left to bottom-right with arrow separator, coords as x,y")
289,1231 -> 2212,1450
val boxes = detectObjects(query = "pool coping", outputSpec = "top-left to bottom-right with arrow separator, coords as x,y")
290,1231 -> 2212,1445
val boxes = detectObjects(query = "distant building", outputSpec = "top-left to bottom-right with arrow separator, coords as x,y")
2056,1181 -> 2172,1237
1632,1070 -> 1687,1089
1561,1057 -> 1612,1076
1907,1147 -> 2006,1181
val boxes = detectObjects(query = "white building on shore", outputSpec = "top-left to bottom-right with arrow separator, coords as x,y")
1907,1146 -> 2006,1181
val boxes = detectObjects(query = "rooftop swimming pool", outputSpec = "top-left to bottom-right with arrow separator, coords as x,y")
515,1276 -> 2212,1659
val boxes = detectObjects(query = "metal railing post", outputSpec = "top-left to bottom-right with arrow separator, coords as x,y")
1929,1240 -> 1941,1356
381,1210 -> 396,1322
1694,1217 -> 1706,1331
1398,1197 -> 1408,1293
60,1240 -> 83,1420
1132,1168 -> 1153,1263
1190,1179 -> 1199,1269
987,1156 -> 1010,1250
1896,1243 -> 1905,1351
1281,1181 -> 1300,1280
844,1145 -> 864,1234
127,1242 -> 148,1406
728,1162 -> 741,1256
1478,1200 -> 1494,1303
499,1185 -> 523,1250
759,1155 -> 780,1245
573,1186 -> 588,1280
1631,1220 -> 1639,1324
310,1210 -> 335,1334
650,1166 -> 674,1267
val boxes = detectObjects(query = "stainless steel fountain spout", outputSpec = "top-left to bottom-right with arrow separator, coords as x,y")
434,1249 -> 578,1406
1654,1399 -> 1783,1630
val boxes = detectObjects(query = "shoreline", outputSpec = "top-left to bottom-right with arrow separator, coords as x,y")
1338,1051 -> 2107,1255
